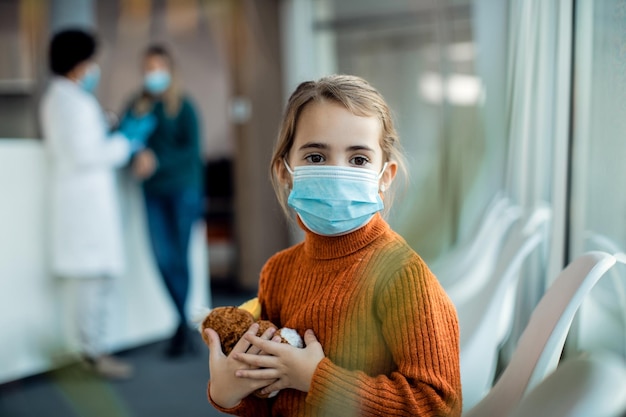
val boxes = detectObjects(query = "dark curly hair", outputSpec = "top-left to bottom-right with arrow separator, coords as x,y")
48,28 -> 98,76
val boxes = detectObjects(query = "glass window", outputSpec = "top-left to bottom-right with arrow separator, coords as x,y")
312,0 -> 509,261
569,0 -> 626,358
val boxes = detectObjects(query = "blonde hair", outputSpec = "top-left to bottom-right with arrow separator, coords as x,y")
270,74 -> 406,217
132,44 -> 182,117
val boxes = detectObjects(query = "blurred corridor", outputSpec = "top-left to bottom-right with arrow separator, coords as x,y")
0,290 -> 250,417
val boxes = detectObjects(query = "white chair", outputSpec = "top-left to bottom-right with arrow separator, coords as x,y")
508,352 -> 626,417
573,232 -> 626,358
458,205 -> 551,411
432,193 -> 521,292
464,251 -> 618,417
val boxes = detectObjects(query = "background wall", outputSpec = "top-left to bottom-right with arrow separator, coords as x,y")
0,0 -> 291,295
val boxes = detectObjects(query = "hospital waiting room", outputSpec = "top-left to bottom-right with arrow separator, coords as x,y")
1,0 -> 625,416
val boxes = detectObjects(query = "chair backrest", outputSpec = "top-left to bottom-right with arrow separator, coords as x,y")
458,206 -> 550,411
577,233 -> 626,358
433,194 -> 521,293
508,352 -> 626,417
464,251 -> 618,417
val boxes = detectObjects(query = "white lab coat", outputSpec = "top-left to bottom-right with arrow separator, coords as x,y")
40,77 -> 131,278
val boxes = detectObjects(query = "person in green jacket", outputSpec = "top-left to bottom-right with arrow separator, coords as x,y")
124,44 -> 204,358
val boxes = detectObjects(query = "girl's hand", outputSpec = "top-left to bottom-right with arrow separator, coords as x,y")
233,329 -> 325,395
206,323 -> 278,409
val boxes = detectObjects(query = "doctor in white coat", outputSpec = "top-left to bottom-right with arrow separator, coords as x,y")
40,28 -> 154,379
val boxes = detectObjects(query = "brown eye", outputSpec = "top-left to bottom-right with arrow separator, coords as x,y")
351,156 -> 369,166
305,154 -> 325,164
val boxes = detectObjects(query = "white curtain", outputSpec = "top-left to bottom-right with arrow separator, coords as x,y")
497,0 -> 572,363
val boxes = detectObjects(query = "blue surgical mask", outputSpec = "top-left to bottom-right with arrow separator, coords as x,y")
285,162 -> 387,236
144,70 -> 171,95
79,64 -> 100,93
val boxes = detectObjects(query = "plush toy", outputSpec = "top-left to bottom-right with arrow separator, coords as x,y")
197,297 -> 303,398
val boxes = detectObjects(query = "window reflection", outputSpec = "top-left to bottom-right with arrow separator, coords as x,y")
311,0 -> 504,261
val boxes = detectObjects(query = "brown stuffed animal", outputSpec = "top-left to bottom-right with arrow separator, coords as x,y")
197,297 -> 303,398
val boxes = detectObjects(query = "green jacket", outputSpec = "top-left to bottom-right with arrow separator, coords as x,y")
135,96 -> 203,195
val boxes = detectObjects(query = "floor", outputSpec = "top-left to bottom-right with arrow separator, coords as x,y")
0,287 -> 254,417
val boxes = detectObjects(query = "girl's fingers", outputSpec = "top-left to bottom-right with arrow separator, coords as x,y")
246,326 -> 276,355
243,333 -> 282,356
303,329 -> 319,346
205,328 -> 224,358
236,367 -> 279,380
258,381 -> 284,397
234,351 -> 277,369
230,323 -> 260,355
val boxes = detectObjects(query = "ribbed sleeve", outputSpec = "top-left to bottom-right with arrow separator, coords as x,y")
208,214 -> 462,416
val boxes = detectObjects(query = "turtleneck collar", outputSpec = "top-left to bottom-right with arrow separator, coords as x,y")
301,213 -> 389,260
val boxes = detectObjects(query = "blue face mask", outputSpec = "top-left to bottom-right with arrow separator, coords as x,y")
285,162 -> 387,236
144,70 -> 171,95
79,64 -> 100,93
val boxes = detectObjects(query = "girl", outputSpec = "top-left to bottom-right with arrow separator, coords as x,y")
205,75 -> 462,416
124,45 -> 204,358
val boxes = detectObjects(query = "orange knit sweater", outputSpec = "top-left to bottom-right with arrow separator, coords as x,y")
208,214 -> 462,416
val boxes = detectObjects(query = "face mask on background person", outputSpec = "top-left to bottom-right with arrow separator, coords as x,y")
144,69 -> 171,95
79,64 -> 100,93
285,161 -> 387,236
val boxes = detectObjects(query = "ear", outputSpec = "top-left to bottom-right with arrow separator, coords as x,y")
274,158 -> 292,189
379,161 -> 397,192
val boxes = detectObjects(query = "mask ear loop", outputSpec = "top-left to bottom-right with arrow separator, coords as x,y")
282,159 -> 294,190
283,159 -> 294,175
378,162 -> 389,192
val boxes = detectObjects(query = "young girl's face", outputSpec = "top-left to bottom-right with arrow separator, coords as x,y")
283,100 -> 397,187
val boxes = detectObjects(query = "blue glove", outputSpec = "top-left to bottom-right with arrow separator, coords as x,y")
118,112 -> 157,152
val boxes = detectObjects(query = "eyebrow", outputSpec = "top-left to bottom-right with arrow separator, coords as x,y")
297,142 -> 375,152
